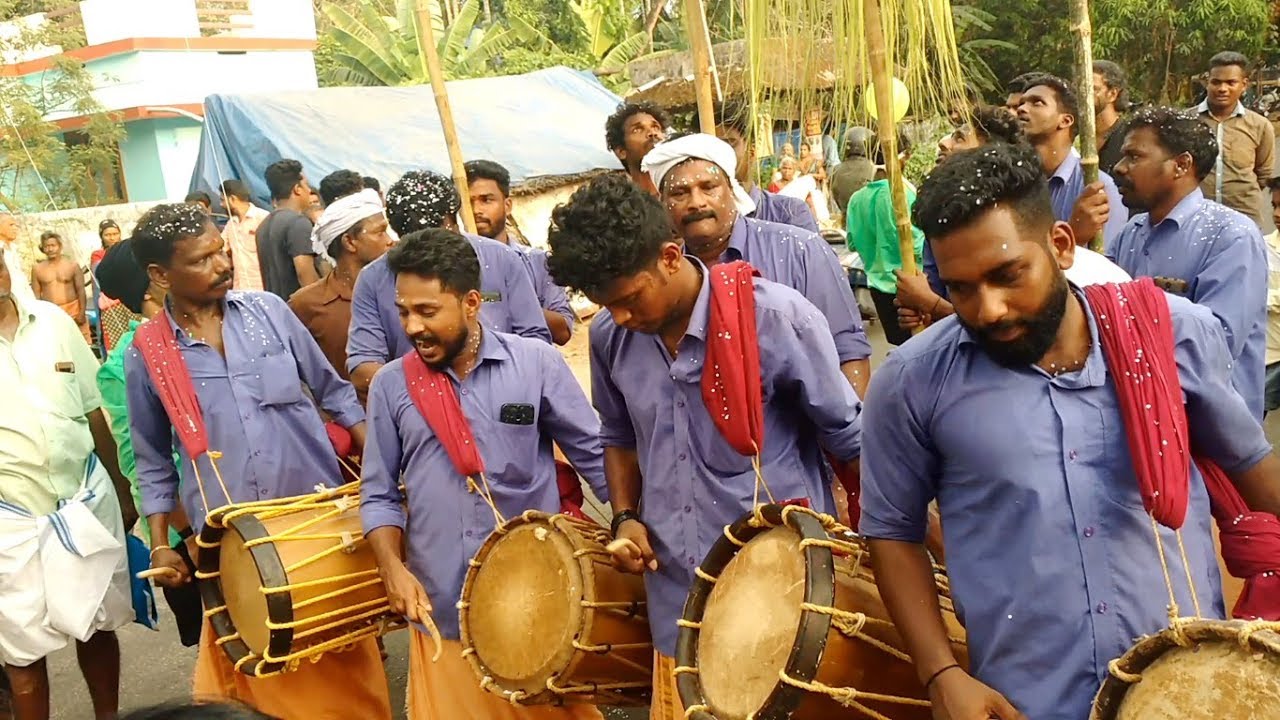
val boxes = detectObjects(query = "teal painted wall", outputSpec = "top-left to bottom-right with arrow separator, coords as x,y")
118,120 -> 166,201
151,117 -> 203,200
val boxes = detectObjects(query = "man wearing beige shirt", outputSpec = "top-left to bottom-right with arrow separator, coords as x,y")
1197,51 -> 1275,226
0,255 -> 138,720
219,179 -> 269,291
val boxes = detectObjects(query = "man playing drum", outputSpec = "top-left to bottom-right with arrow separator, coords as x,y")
124,204 -> 392,720
545,174 -> 863,720
358,228 -> 608,720
859,144 -> 1280,720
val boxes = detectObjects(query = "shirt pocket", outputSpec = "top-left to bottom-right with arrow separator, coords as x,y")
250,352 -> 305,407
34,369 -> 84,419
477,412 -> 542,488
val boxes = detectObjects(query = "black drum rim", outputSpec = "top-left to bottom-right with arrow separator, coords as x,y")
675,503 -> 837,719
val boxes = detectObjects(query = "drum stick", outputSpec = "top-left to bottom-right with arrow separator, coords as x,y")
415,602 -> 444,662
136,567 -> 182,580
605,538 -> 640,556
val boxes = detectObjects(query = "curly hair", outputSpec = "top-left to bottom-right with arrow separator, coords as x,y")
604,101 -> 670,152
546,173 -> 674,295
464,159 -> 511,196
131,202 -> 210,268
913,143 -> 1053,239
1006,73 -> 1037,95
1020,72 -> 1080,138
385,227 -> 480,296
318,169 -> 365,206
970,105 -> 1025,146
1093,60 -> 1130,112
1123,106 -> 1219,181
714,100 -> 749,137
385,170 -> 461,236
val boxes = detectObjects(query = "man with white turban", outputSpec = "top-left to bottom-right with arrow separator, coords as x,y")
289,188 -> 393,381
642,133 -> 873,398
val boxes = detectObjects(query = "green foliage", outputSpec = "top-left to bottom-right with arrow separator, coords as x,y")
1093,0 -> 1268,103
0,1 -> 124,210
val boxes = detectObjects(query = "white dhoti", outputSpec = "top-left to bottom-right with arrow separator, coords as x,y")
0,454 -> 132,667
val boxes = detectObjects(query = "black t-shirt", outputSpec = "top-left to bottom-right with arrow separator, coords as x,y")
255,208 -> 316,299
1098,116 -> 1128,176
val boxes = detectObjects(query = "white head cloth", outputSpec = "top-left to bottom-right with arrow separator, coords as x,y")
641,133 -> 757,216
310,188 -> 384,259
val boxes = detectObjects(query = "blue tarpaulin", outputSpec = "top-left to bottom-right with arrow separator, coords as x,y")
188,67 -> 623,208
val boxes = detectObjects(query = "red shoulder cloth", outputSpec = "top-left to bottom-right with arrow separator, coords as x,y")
1084,279 -> 1280,620
133,316 -> 210,458
702,261 -> 764,455
401,348 -> 586,519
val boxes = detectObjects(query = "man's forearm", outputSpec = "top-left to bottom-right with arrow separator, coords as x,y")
147,513 -> 171,551
367,526 -> 407,568
840,358 -> 871,399
544,310 -> 572,346
604,446 -> 643,513
1230,453 -> 1280,517
867,538 -> 961,682
349,362 -> 383,399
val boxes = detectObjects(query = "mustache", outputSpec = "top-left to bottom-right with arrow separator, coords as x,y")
212,272 -> 233,288
681,210 -> 717,225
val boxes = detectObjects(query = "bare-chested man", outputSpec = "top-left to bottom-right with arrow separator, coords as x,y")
31,231 -> 90,344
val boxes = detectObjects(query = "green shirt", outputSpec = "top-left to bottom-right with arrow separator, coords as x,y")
96,321 -> 181,546
845,179 -> 926,294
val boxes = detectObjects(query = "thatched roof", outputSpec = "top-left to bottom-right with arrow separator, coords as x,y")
624,39 -> 866,111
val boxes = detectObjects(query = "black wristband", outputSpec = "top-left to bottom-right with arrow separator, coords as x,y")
610,509 -> 642,537
924,663 -> 960,691
176,526 -> 194,541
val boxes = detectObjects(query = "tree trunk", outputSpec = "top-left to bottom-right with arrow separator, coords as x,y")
1069,0 -> 1102,251
644,0 -> 665,54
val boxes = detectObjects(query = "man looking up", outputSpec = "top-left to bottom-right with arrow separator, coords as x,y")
256,159 -> 320,299
605,101 -> 668,195
642,133 -> 873,397
1197,51 -> 1275,226
464,159 -> 576,345
1017,72 -> 1127,245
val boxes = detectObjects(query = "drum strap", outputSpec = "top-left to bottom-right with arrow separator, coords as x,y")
702,260 -> 765,458
1085,279 -> 1280,621
402,348 -> 485,477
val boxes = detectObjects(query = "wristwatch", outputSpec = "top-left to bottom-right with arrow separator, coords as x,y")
610,509 -> 643,537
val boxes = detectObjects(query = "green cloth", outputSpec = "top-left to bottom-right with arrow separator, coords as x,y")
845,179 -> 926,294
96,321 -> 182,547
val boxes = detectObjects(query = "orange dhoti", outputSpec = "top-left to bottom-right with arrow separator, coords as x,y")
650,653 -> 683,720
57,300 -> 92,345
193,620 -> 392,720
406,629 -> 604,720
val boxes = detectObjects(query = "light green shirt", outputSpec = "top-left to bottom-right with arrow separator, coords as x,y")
845,179 -> 925,294
0,297 -> 102,515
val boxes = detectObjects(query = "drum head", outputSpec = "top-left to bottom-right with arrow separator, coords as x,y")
466,518 -> 585,695
219,517 -> 277,655
1093,620 -> 1280,720
698,526 -> 807,719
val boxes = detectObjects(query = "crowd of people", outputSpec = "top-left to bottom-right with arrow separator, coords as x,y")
0,44 -> 1278,720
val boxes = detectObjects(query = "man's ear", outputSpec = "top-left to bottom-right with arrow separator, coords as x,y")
1048,221 -> 1078,270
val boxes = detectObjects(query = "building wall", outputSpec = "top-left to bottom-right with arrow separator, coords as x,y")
117,120 -> 164,200
153,117 -> 204,201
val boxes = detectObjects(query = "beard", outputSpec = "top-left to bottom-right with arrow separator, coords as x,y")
958,270 -> 1070,368
415,323 -> 470,371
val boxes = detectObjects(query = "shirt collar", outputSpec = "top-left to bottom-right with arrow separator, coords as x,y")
1049,148 -> 1082,184
444,323 -> 510,382
1196,99 -> 1247,118
8,294 -> 38,332
163,293 -> 236,342
319,271 -> 353,304
683,257 -> 712,342
724,214 -> 749,260
1152,188 -> 1206,230
956,286 -> 1108,388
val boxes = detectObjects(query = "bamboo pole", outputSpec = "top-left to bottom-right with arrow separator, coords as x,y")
684,0 -> 717,134
863,0 -> 917,284
1070,0 -> 1103,252
415,1 -> 477,234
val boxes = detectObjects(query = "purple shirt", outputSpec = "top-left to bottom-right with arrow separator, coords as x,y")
859,291 -> 1269,720
747,186 -> 820,233
359,330 -> 606,639
512,243 -> 576,331
705,215 -> 872,363
1048,149 -> 1128,245
591,262 -> 863,656
1106,189 -> 1268,418
346,233 -> 551,373
125,291 -> 364,528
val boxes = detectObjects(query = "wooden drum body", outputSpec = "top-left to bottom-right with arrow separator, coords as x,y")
677,504 -> 968,720
459,511 -> 652,706
1092,619 -> 1280,720
197,485 -> 399,676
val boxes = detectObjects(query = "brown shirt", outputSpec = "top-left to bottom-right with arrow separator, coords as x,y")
1197,101 -> 1275,226
287,272 -> 353,381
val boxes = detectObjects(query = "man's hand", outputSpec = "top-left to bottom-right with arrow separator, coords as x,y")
379,560 -> 432,624
929,668 -> 1027,720
608,519 -> 658,573
898,305 -> 931,330
75,312 -> 87,326
149,547 -> 191,588
1069,182 -> 1110,246
895,269 -> 939,313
